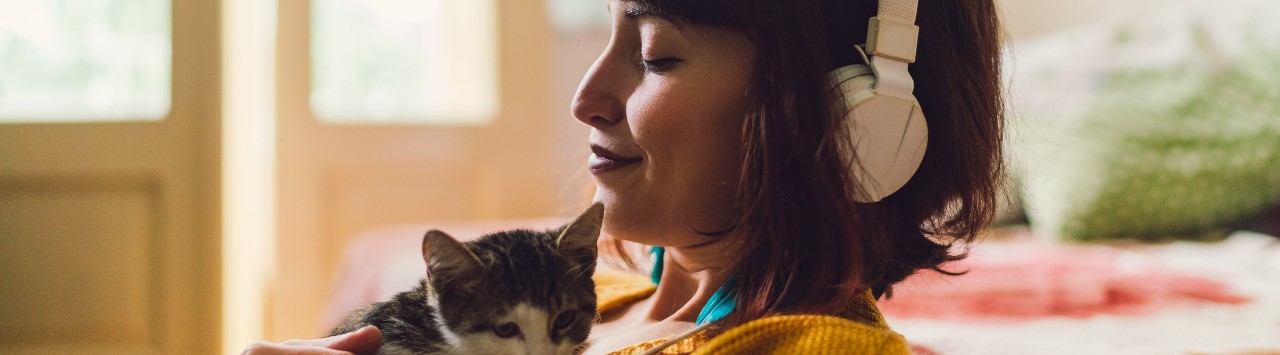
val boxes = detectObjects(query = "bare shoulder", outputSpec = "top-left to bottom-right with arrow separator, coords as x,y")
695,314 -> 910,355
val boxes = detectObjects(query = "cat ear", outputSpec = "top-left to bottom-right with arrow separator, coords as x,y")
556,203 -> 603,267
422,230 -> 484,280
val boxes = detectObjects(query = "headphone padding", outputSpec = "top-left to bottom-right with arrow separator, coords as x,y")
831,64 -> 929,202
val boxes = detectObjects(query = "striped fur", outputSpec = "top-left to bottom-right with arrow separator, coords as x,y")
332,204 -> 602,355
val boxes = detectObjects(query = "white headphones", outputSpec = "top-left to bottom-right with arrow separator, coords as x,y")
830,0 -> 928,203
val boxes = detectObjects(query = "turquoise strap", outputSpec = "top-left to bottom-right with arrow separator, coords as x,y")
696,275 -> 738,325
650,246 -> 664,285
650,246 -> 738,325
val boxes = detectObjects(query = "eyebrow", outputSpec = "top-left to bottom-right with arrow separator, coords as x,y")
624,7 -> 657,19
614,0 -> 659,19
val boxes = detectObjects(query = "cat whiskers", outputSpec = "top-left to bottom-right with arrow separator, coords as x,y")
562,263 -> 593,281
441,342 -> 465,355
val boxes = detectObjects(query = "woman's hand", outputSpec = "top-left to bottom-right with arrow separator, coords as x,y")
241,325 -> 382,355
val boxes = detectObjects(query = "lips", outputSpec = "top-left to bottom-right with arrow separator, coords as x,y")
588,144 -> 642,174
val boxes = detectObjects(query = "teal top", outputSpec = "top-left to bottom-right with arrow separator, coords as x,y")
650,246 -> 738,325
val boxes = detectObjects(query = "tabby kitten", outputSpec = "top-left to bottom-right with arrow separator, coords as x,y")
332,204 -> 602,355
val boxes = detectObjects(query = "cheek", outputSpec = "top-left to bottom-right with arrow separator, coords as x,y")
627,82 -> 679,147
629,80 -> 745,170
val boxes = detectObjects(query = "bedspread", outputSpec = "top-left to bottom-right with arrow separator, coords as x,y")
882,230 -> 1280,354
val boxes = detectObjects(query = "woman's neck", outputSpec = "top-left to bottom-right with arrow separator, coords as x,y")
644,235 -> 743,322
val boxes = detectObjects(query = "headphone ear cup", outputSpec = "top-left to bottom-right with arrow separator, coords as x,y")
830,64 -> 929,203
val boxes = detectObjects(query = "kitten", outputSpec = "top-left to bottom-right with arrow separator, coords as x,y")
332,203 -> 602,355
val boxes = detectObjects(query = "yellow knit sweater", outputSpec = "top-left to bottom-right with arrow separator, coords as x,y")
593,268 -> 911,355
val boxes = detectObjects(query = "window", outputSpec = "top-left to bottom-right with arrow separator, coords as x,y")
0,0 -> 170,122
310,0 -> 498,124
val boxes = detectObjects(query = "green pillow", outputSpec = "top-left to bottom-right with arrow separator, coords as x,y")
1006,1 -> 1280,241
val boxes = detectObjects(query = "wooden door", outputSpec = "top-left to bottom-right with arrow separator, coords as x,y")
270,0 -> 584,339
0,1 -> 222,354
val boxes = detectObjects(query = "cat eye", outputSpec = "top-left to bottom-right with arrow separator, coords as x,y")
492,322 -> 520,338
553,311 -> 576,330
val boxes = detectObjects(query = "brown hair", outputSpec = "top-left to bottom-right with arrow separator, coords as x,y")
601,0 -> 1004,327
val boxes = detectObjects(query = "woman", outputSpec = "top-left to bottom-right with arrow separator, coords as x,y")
246,0 -> 1002,353
578,0 -> 1002,353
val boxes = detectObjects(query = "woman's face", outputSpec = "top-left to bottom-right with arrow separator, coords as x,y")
572,1 -> 757,246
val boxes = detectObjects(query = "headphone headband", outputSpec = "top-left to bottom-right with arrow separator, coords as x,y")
877,0 -> 919,24
869,0 -> 919,61
865,0 -> 920,99
831,0 -> 928,203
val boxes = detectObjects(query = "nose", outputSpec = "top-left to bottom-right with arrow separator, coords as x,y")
521,336 -> 559,355
571,49 -> 630,128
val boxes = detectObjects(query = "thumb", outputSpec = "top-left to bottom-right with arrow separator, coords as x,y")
286,325 -> 383,355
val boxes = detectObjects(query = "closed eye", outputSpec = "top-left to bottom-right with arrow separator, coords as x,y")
641,58 -> 682,73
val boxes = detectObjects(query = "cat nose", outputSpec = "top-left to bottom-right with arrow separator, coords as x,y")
521,336 -> 560,355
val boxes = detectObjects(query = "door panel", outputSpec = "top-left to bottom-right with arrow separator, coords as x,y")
0,176 -> 157,352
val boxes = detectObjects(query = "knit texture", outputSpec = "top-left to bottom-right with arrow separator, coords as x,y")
593,268 -> 910,354
595,267 -> 657,314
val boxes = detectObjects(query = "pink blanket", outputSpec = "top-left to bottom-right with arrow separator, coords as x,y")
878,240 -> 1249,321
879,231 -> 1280,354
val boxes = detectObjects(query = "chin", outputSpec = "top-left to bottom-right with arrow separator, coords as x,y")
602,222 -> 664,247
595,195 -> 729,246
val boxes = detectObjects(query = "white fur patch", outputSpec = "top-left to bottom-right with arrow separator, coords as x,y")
425,292 -> 464,351
510,303 -> 553,353
449,303 -> 578,355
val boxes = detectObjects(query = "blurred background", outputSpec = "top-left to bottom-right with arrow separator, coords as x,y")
1,0 -> 1276,354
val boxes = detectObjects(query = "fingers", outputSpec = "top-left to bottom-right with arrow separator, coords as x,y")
242,325 -> 382,355
241,341 -> 353,355
321,325 -> 383,354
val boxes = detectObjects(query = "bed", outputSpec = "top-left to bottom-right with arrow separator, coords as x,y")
882,228 -> 1280,354
883,2 -> 1280,351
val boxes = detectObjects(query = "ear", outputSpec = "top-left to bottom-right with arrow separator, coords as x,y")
422,230 -> 484,281
556,203 -> 604,268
